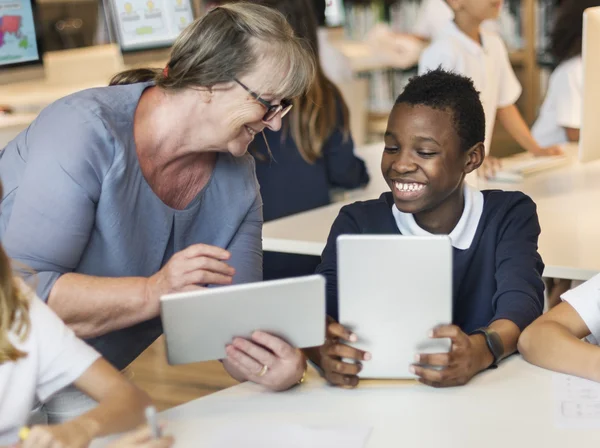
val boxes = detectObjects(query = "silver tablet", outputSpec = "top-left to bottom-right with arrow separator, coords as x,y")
160,275 -> 326,365
337,235 -> 453,379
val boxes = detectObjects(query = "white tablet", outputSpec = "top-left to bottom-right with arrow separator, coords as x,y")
337,235 -> 453,379
160,275 -> 326,365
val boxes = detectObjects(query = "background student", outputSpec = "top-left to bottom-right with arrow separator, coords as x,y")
518,273 -> 600,383
311,69 -> 545,388
536,0 -> 600,308
532,0 -> 600,147
418,0 -> 562,178
0,179 -> 173,448
248,0 -> 369,280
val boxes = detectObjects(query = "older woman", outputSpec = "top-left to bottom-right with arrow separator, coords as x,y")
0,3 -> 314,421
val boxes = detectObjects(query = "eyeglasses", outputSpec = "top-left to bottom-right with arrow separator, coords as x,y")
234,78 -> 293,122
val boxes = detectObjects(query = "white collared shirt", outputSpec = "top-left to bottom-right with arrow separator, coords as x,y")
0,282 -> 100,445
532,56 -> 583,147
316,27 -> 354,85
392,184 -> 484,250
562,274 -> 600,345
418,21 -> 522,154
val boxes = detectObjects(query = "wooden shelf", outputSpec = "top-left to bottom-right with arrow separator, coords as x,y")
509,50 -> 526,66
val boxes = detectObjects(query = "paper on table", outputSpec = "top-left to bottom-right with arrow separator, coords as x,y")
205,423 -> 372,448
553,372 -> 600,429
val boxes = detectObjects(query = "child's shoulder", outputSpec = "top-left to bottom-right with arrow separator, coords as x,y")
334,193 -> 397,233
481,189 -> 538,220
420,36 -> 460,64
340,192 -> 394,215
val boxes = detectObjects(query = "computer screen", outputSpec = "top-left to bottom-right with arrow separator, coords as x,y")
0,0 -> 41,67
580,6 -> 600,163
105,0 -> 194,52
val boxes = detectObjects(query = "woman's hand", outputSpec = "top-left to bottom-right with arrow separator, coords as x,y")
145,243 -> 235,309
21,421 -> 94,448
107,425 -> 174,448
411,325 -> 493,388
225,331 -> 306,391
319,320 -> 371,388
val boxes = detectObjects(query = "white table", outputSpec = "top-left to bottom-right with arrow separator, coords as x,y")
264,144 -> 600,281
93,357 -> 600,447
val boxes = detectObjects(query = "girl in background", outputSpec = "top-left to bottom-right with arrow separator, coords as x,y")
252,0 -> 369,280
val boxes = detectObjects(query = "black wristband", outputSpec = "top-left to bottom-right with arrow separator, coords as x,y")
470,327 -> 504,369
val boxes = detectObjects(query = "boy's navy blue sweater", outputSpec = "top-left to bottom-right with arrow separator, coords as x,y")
316,190 -> 545,333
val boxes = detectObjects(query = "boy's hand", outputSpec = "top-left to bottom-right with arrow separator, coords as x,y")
22,421 -> 93,448
319,320 -> 371,388
108,425 -> 174,448
411,324 -> 493,388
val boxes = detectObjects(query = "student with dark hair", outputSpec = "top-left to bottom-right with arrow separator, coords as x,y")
249,0 -> 369,279
311,69 -> 545,389
252,0 -> 368,224
532,0 -> 599,147
532,0 -> 600,309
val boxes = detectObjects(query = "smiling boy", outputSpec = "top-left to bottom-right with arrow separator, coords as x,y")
314,69 -> 545,388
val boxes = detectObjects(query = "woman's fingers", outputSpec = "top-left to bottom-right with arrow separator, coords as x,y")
232,337 -> 277,366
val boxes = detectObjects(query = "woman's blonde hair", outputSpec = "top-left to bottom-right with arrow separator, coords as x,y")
0,181 -> 31,364
247,0 -> 350,164
110,2 -> 315,103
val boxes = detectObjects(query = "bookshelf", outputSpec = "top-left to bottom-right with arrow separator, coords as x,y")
332,0 -> 559,155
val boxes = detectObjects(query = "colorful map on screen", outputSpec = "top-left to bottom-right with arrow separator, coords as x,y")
0,0 -> 39,66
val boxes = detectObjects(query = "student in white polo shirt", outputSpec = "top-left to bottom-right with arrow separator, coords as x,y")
519,273 -> 600,383
532,0 -> 600,147
0,178 -> 171,447
418,0 -> 562,178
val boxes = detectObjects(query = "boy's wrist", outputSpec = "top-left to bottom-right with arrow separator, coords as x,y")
469,334 -> 495,372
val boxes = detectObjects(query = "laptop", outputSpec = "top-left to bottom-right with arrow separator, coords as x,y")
337,235 -> 453,379
161,275 -> 326,365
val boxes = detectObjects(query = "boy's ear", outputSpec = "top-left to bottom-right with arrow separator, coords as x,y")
464,142 -> 485,174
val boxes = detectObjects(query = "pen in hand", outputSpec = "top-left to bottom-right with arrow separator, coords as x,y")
144,406 -> 162,439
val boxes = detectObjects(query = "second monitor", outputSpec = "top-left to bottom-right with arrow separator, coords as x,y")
104,0 -> 194,65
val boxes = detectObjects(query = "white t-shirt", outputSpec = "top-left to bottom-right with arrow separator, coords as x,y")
392,184 -> 484,250
317,27 -> 354,85
562,273 -> 600,345
0,283 -> 100,445
413,0 -> 499,41
532,56 -> 583,148
418,21 -> 522,154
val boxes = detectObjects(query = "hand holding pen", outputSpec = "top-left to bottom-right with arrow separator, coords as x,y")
17,407 -> 173,448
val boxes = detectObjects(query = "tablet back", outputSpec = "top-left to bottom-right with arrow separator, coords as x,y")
161,275 -> 326,365
338,235 -> 452,379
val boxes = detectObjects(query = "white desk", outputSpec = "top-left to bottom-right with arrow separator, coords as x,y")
264,143 -> 600,281
92,357 -> 600,447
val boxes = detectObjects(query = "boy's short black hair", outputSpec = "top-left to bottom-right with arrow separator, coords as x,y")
394,68 -> 486,152
551,0 -> 600,64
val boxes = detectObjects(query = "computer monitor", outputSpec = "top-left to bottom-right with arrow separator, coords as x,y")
0,0 -> 44,84
580,6 -> 600,163
104,0 -> 194,66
